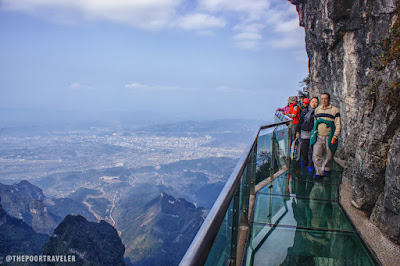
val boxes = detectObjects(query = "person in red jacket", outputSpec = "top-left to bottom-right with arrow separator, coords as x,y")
286,96 -> 301,141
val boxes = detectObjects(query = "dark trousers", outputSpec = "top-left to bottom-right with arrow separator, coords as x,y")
290,124 -> 298,142
300,138 -> 313,167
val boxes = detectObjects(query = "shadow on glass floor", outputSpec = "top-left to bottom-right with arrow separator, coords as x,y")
258,172 -> 339,201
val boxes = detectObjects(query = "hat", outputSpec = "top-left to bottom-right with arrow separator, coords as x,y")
288,96 -> 297,104
303,98 -> 309,104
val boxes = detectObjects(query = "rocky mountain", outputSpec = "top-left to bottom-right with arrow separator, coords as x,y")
10,180 -> 46,201
131,157 -> 235,209
0,181 -> 62,234
114,185 -> 207,265
36,156 -> 235,210
43,214 -> 125,266
0,181 -> 98,234
0,199 -> 48,256
0,179 -> 209,264
293,0 -> 400,242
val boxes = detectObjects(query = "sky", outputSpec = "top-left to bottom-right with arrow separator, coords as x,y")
0,0 -> 308,125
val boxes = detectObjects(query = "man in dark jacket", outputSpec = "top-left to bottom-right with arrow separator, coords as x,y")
296,97 -> 319,172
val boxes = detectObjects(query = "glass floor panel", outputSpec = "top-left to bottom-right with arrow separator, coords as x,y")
247,226 -> 375,266
253,195 -> 354,232
287,167 -> 343,185
290,160 -> 344,173
258,176 -> 339,201
248,162 -> 378,265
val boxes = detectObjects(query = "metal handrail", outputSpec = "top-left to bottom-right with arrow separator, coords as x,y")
179,114 -> 292,266
274,110 -> 292,123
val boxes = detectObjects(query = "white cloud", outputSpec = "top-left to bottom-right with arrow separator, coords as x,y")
176,13 -> 226,30
125,82 -> 148,89
1,0 -> 182,30
198,0 -> 270,18
198,0 -> 303,51
1,0 -> 305,52
233,23 -> 265,33
69,82 -> 93,90
232,23 -> 264,49
234,32 -> 262,41
198,0 -> 270,49
260,2 -> 305,54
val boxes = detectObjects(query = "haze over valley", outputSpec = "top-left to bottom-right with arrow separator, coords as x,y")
0,119 -> 261,264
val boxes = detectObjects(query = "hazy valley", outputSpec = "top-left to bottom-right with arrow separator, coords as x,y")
0,119 -> 261,264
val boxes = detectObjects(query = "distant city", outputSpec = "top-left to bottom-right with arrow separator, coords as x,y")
1,128 -> 240,179
0,120 -> 260,194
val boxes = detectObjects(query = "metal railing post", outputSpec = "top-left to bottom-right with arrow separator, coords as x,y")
267,128 -> 277,224
229,186 -> 240,265
240,143 -> 256,227
250,142 -> 257,197
287,124 -> 292,168
270,128 -> 277,184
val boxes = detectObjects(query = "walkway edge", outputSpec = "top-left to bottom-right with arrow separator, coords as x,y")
339,183 -> 400,266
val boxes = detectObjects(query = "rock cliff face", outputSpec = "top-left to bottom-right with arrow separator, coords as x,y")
293,0 -> 400,243
114,186 -> 206,266
0,180 -> 97,234
0,181 -> 62,234
43,215 -> 125,266
0,199 -> 49,256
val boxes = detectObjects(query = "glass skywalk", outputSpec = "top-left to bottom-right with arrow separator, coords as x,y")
180,113 -> 378,266
246,164 -> 377,266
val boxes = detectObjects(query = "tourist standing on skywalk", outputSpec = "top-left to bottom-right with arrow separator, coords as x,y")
310,93 -> 341,178
276,96 -> 300,141
296,97 -> 319,172
286,96 -> 301,141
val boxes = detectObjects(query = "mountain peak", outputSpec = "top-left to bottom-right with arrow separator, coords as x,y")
43,214 -> 125,265
0,182 -> 61,234
14,180 -> 45,201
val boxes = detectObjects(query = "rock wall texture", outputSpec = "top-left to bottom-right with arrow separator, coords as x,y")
294,0 -> 400,243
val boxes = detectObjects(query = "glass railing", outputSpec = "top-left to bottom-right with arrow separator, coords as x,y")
179,112 -> 292,266
256,123 -> 290,185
